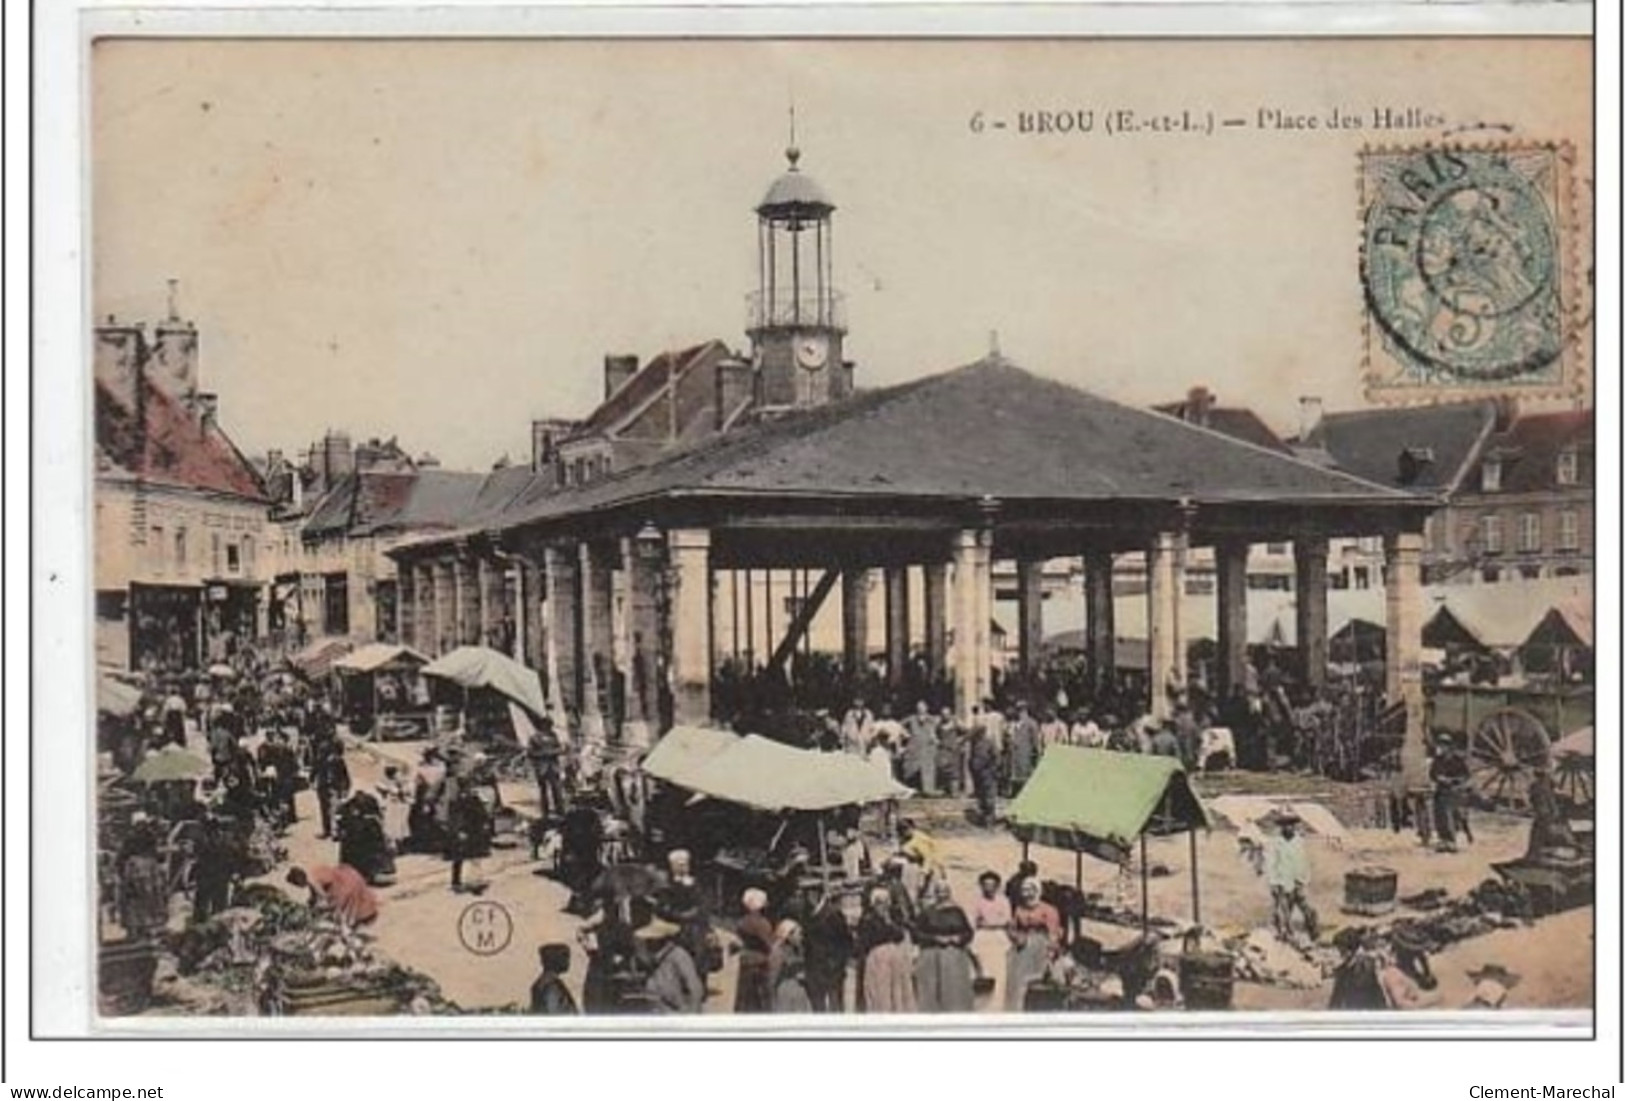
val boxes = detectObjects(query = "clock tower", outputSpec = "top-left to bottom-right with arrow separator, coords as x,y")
748,144 -> 850,410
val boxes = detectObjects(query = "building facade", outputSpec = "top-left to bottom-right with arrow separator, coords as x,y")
93,307 -> 273,672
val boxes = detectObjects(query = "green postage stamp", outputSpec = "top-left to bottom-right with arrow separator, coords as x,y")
1360,142 -> 1584,404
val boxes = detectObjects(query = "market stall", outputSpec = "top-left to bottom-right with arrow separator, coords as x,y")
1012,750 -> 1207,926
1005,748 -> 1214,1009
640,729 -> 910,905
333,642 -> 431,740
421,645 -> 550,742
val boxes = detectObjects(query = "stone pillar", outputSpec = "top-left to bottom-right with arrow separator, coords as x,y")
418,564 -> 439,655
1147,531 -> 1183,720
397,565 -> 417,651
543,545 -> 580,733
884,566 -> 910,688
434,561 -> 456,654
579,542 -> 614,744
519,558 -> 543,671
475,556 -> 495,648
620,534 -> 662,748
1294,534 -> 1330,692
667,529 -> 713,726
1215,539 -> 1250,702
1016,557 -> 1044,677
1083,550 -> 1116,699
841,568 -> 871,676
923,562 -> 949,682
951,530 -> 993,716
1384,530 -> 1428,789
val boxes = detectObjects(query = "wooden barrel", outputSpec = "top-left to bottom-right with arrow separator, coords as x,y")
1179,951 -> 1234,1011
1343,866 -> 1399,916
98,939 -> 159,1015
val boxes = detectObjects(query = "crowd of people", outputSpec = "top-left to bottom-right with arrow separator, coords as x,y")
537,819 -> 1087,1015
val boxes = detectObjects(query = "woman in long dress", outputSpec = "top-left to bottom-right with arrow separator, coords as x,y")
913,880 -> 976,1012
1005,877 -> 1061,1012
857,886 -> 917,1013
733,887 -> 775,1013
768,919 -> 815,1013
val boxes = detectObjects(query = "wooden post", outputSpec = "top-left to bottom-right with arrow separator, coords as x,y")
1140,832 -> 1150,938
1189,828 -> 1201,927
818,813 -> 831,891
1074,849 -> 1083,891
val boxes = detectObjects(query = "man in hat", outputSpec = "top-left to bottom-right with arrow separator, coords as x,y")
902,699 -> 939,796
966,721 -> 1000,825
1143,717 -> 1177,759
529,943 -> 580,1015
1264,810 -> 1318,942
525,716 -> 567,821
310,735 -> 351,841
1429,734 -> 1471,853
1007,703 -> 1040,795
640,917 -> 705,1013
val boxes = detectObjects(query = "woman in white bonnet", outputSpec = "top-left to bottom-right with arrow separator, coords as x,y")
733,887 -> 775,1013
768,919 -> 814,1013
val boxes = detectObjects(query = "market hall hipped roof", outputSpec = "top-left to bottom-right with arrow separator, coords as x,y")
468,358 -> 1432,539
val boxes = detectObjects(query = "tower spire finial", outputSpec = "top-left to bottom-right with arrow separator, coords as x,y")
166,277 -> 180,322
786,88 -> 800,169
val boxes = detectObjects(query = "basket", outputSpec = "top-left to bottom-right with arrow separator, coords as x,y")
1179,951 -> 1235,1011
1343,866 -> 1399,916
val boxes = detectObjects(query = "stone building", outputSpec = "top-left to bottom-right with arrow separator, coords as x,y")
93,300 -> 272,671
1297,400 -> 1592,586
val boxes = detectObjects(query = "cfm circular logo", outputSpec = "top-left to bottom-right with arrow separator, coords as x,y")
457,898 -> 514,957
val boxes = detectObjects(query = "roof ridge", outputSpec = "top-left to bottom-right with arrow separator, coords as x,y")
992,359 -> 1425,501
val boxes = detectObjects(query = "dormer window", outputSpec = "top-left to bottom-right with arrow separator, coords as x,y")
1481,458 -> 1502,493
1556,447 -> 1579,486
1397,446 -> 1435,486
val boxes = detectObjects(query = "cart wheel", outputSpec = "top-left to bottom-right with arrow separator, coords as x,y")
1551,753 -> 1595,809
1467,708 -> 1552,811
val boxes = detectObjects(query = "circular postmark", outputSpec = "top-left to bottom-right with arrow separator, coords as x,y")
1362,148 -> 1562,384
457,899 -> 514,957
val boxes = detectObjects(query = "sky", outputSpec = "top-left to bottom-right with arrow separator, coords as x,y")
92,37 -> 1591,471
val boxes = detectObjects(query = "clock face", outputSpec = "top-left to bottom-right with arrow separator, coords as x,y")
795,335 -> 828,370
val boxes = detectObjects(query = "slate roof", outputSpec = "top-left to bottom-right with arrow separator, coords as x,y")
303,469 -> 489,540
498,358 -> 1424,527
1151,401 -> 1291,454
94,375 -> 269,502
1304,401 -> 1498,493
574,341 -> 725,438
1468,408 -> 1592,494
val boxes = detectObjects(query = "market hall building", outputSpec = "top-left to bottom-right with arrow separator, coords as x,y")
388,146 -> 1439,783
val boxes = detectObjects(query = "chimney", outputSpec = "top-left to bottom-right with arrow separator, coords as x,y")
530,417 -> 577,473
94,317 -> 148,411
1492,395 -> 1518,433
603,354 -> 639,400
150,281 -> 199,401
1185,386 -> 1215,427
196,392 -> 220,431
322,430 -> 355,483
714,357 -> 752,430
1298,396 -> 1324,443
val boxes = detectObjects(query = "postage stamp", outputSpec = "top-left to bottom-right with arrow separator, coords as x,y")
1360,142 -> 1585,404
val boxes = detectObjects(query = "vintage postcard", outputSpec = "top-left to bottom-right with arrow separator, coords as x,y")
82,30 -> 1596,1032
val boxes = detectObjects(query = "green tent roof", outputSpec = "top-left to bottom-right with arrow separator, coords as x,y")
1006,746 -> 1208,865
